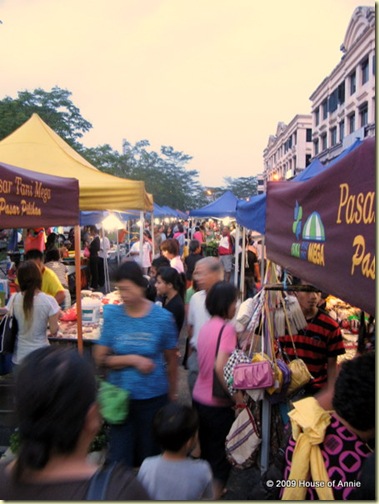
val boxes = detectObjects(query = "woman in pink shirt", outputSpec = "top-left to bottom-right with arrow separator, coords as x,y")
192,281 -> 243,498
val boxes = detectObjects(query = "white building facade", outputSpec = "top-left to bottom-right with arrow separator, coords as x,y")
310,6 -> 375,163
262,6 -> 375,188
263,115 -> 313,187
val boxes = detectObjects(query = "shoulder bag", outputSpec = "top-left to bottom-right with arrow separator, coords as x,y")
0,293 -> 18,354
86,462 -> 117,500
212,324 -> 231,399
97,377 -> 129,425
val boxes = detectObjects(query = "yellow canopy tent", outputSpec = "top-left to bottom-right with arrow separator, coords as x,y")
0,113 -> 153,353
0,113 -> 153,211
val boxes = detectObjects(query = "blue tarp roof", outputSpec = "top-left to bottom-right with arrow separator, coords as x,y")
189,190 -> 239,218
235,139 -> 364,233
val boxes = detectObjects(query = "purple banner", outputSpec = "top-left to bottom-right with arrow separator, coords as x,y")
266,138 -> 375,315
0,162 -> 79,228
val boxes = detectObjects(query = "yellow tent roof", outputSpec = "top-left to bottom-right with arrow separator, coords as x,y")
0,114 -> 153,211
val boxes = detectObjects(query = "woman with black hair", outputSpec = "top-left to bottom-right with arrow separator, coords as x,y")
10,260 -> 60,367
192,281 -> 244,497
94,260 -> 178,468
155,266 -> 186,335
0,346 -> 148,500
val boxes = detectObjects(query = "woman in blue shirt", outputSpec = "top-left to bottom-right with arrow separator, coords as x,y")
94,260 -> 178,467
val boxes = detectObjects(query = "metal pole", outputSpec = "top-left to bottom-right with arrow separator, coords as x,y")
74,225 -> 83,354
234,224 -> 240,287
240,227 -> 246,299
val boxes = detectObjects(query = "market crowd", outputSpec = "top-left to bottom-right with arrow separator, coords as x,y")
0,222 -> 375,500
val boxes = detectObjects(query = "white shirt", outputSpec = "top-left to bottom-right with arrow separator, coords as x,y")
11,292 -> 60,365
187,290 -> 210,349
170,256 -> 184,274
129,241 -> 152,268
98,236 -> 111,259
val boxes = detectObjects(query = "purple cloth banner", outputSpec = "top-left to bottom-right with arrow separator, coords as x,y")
0,162 -> 79,228
266,137 -> 375,315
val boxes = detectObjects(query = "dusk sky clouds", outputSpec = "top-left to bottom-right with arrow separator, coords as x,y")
0,0 -> 375,187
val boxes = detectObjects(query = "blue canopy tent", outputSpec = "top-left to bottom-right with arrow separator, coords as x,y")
235,139 -> 364,233
189,190 -> 239,218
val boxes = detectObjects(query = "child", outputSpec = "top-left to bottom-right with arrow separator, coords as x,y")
138,403 -> 214,500
145,255 -> 170,302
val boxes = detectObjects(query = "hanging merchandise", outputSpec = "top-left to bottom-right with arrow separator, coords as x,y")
24,227 -> 46,253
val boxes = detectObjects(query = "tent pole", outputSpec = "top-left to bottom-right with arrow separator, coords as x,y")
74,225 -> 83,354
234,224 -> 240,287
139,211 -> 144,267
151,212 -> 155,258
240,227 -> 246,299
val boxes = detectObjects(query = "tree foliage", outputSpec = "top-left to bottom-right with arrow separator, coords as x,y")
0,86 -> 258,211
223,176 -> 258,199
0,86 -> 92,149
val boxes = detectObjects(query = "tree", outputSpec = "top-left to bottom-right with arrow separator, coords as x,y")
224,176 -> 258,199
0,86 -> 92,149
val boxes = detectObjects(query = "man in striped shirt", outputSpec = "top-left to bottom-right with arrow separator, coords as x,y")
279,278 -> 345,397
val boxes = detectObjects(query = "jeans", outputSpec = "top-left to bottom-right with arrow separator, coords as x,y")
107,394 -> 168,467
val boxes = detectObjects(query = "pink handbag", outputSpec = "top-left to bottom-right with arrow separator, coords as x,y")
233,360 -> 275,390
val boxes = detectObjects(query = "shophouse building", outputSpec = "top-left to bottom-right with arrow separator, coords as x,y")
263,115 -> 313,187
310,6 -> 375,163
262,6 -> 375,189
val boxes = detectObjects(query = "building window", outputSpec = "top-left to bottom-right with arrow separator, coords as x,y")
322,99 -> 328,120
373,54 -> 376,75
348,113 -> 355,134
306,154 -> 312,166
328,89 -> 338,113
359,103 -> 368,127
306,128 -> 312,142
315,108 -> 320,126
330,127 -> 337,147
361,58 -> 369,84
350,71 -> 356,95
339,120 -> 345,142
314,139 -> 319,156
338,82 -> 345,105
321,134 -> 327,151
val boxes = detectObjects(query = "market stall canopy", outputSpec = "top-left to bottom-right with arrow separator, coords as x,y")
265,137 -> 375,315
235,193 -> 266,234
235,139 -> 364,232
189,190 -> 239,218
0,161 -> 79,228
0,114 -> 153,212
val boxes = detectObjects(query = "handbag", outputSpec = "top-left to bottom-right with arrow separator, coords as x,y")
233,360 -> 275,390
97,379 -> 129,424
0,294 -> 18,354
225,403 -> 261,469
212,324 -> 231,400
287,358 -> 313,395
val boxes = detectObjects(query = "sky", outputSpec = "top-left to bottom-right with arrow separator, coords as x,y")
0,0 -> 375,187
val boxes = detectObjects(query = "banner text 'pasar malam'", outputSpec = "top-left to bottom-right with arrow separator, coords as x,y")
336,183 -> 375,280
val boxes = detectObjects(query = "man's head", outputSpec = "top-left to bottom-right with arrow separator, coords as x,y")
24,249 -> 44,272
192,257 -> 223,292
292,277 -> 321,317
222,226 -> 230,237
153,403 -> 199,453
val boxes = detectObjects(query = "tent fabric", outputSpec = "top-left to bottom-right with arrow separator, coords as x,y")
0,114 -> 153,212
0,161 -> 79,228
189,190 -> 238,218
235,194 -> 266,234
265,137 -> 375,315
292,158 -> 325,182
235,139 -> 364,232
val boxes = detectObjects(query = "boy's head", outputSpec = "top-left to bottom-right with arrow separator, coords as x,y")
153,403 -> 198,453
